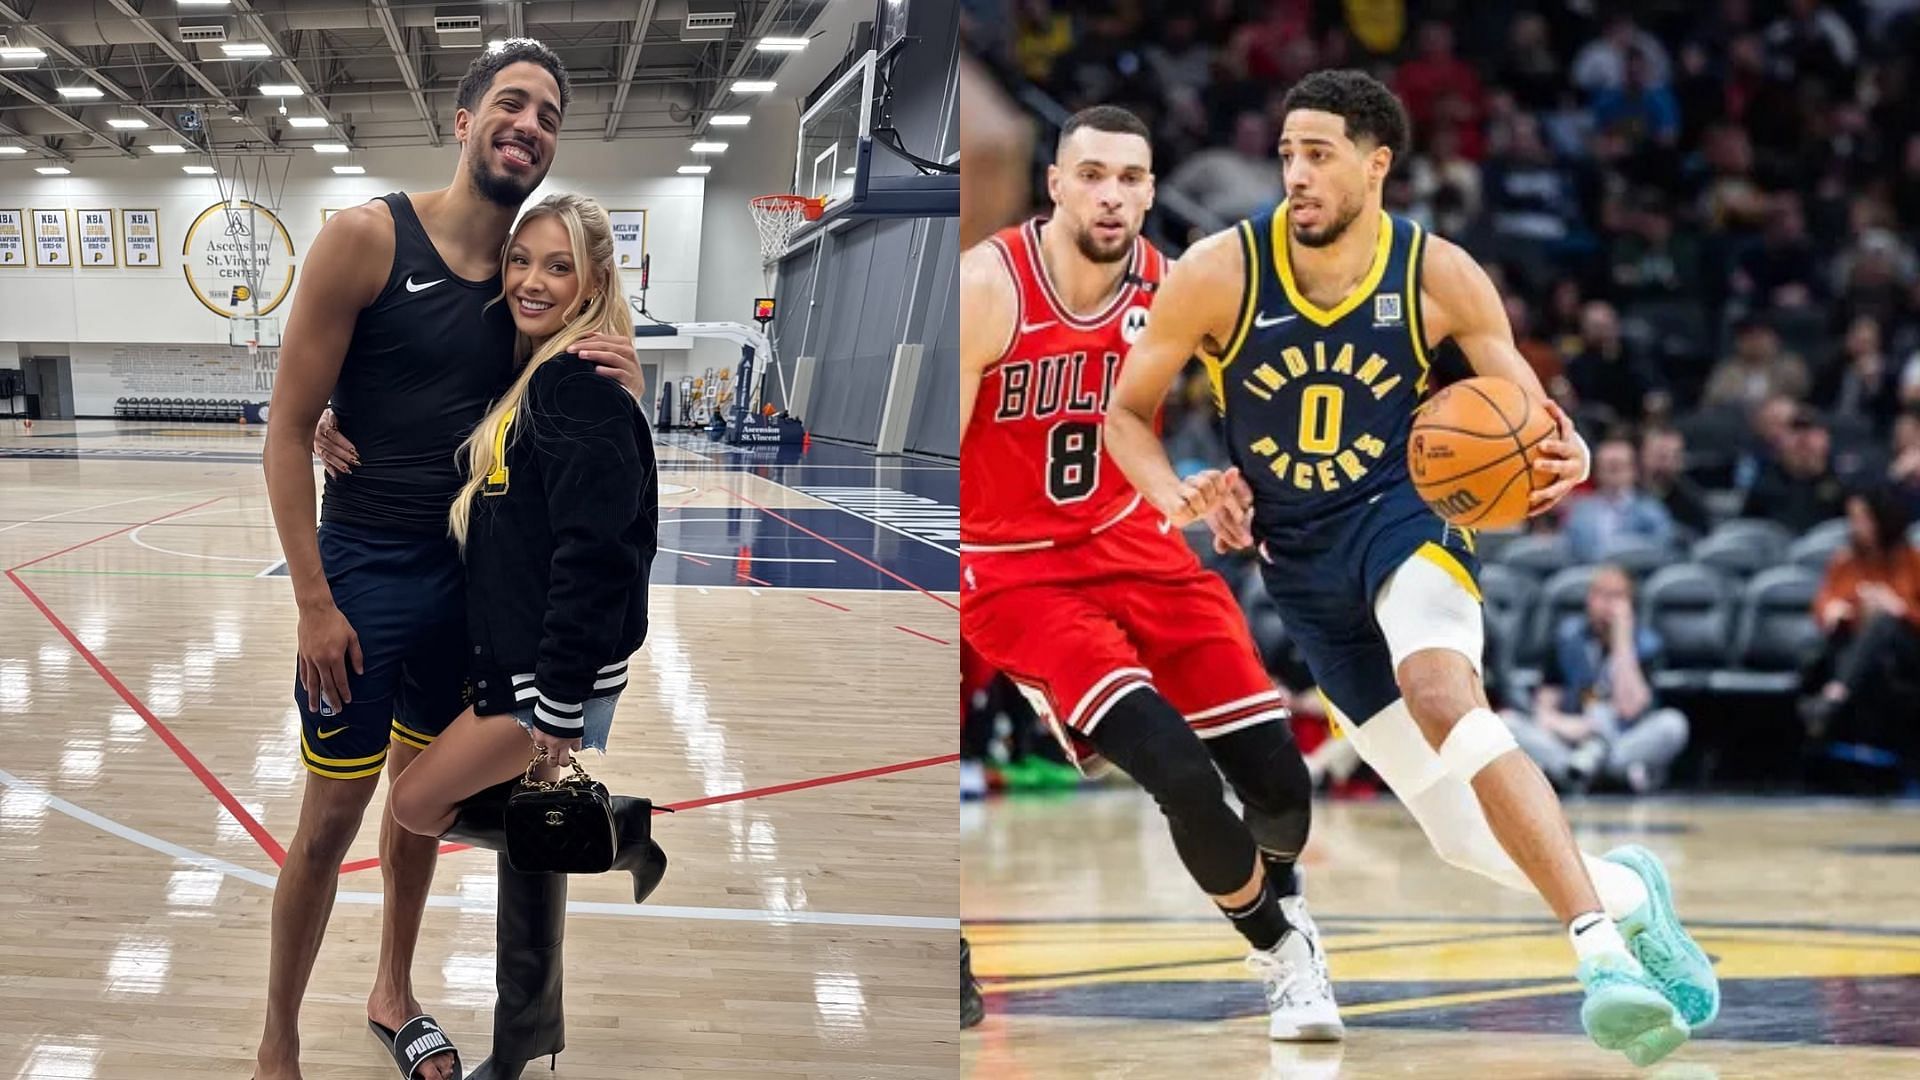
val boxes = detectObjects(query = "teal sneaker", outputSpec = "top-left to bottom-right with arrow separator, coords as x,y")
1607,844 -> 1720,1028
1578,952 -> 1690,1067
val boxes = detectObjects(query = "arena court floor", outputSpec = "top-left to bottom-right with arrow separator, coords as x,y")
0,419 -> 958,1079
964,790 -> 1920,1079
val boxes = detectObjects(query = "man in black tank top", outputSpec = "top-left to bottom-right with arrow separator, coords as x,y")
255,42 -> 640,1080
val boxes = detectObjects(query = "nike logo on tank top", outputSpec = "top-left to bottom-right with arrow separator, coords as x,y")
1200,203 -> 1434,542
321,192 -> 516,535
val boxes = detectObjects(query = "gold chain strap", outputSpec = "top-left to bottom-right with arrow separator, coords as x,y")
522,745 -> 597,790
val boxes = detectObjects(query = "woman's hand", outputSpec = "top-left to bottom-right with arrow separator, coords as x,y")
532,728 -> 584,769
313,407 -> 358,478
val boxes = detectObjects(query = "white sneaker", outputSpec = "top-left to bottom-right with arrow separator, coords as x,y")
1247,898 -> 1344,1042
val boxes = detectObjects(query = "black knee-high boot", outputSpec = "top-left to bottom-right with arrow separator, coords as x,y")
442,783 -> 567,1080
610,795 -> 669,903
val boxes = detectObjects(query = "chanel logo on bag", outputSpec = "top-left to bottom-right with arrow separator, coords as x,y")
545,810 -> 566,827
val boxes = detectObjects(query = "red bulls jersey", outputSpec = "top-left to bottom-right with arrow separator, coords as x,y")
960,218 -> 1166,551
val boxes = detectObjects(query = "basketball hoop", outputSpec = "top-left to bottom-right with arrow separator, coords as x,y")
749,194 -> 825,268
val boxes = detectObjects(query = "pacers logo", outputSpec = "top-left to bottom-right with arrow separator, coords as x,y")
1121,305 -> 1150,344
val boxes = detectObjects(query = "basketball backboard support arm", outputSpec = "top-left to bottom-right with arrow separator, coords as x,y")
624,311 -> 788,412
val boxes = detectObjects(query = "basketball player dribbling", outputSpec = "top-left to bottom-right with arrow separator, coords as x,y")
1105,70 -> 1719,1066
256,42 -> 640,1080
960,105 -> 1342,1040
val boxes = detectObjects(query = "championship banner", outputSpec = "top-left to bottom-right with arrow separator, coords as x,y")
122,209 -> 160,267
77,209 -> 116,267
610,210 -> 648,270
33,209 -> 70,267
0,210 -> 23,266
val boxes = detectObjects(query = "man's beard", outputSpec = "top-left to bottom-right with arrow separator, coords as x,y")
1290,195 -> 1363,249
1071,221 -> 1133,264
469,152 -> 540,208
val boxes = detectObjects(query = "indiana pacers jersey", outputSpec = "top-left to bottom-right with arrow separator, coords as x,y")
1204,203 -> 1433,543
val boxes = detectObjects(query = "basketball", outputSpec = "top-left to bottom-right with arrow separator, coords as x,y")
1408,377 -> 1556,531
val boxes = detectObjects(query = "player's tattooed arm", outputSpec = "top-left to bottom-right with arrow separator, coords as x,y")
1107,227 -> 1246,530
1421,236 -> 1590,515
958,242 -> 1017,445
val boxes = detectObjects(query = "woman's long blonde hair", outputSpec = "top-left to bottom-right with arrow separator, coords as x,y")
449,193 -> 632,546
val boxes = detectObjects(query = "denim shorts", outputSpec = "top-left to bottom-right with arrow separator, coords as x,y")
508,693 -> 619,754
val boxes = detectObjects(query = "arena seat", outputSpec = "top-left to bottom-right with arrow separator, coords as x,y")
1512,565 -> 1596,692
1492,533 -> 1573,580
1716,566 -> 1822,694
1640,562 -> 1737,693
1691,521 -> 1789,579
1478,563 -> 1539,695
1604,537 -> 1677,580
1788,518 -> 1850,572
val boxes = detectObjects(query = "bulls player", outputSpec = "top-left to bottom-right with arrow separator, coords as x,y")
959,105 -> 1342,1040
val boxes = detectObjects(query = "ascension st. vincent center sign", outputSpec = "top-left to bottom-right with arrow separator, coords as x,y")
182,199 -> 296,318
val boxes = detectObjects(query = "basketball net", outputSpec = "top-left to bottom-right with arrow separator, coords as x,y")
749,194 -> 823,294
205,148 -> 292,321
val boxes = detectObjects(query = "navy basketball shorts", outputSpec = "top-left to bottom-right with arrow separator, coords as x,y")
294,520 -> 469,780
1256,483 -> 1483,726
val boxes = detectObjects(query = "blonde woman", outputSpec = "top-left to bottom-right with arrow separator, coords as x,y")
388,194 -> 663,908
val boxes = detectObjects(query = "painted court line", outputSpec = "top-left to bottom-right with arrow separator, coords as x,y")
895,625 -> 952,647
0,767 -> 955,931
719,485 -> 958,612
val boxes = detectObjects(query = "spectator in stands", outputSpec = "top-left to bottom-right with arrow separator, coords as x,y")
1641,425 -> 1713,535
1732,194 -> 1823,312
1609,192 -> 1702,302
1505,565 -> 1690,794
1482,112 -> 1586,250
1698,123 -> 1772,232
1571,14 -> 1673,95
1395,21 -> 1485,158
1743,407 -> 1853,531
1817,315 -> 1904,434
1591,48 -> 1681,150
1564,437 -> 1676,561
1889,407 -> 1920,518
1164,110 -> 1284,226
1801,487 -> 1920,741
1764,0 -> 1860,95
1735,393 -> 1800,494
1405,124 -> 1482,237
1506,294 -> 1571,405
1567,300 -> 1667,426
1705,318 -> 1812,410
1495,12 -> 1563,112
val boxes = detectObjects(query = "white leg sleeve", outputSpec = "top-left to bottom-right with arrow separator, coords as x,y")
1373,548 -> 1484,676
1344,699 -> 1649,920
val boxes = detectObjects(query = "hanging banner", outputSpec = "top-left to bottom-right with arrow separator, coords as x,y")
33,208 -> 70,267
0,209 -> 23,266
122,209 -> 161,267
77,209 -> 116,267
610,210 -> 648,270
182,199 -> 296,317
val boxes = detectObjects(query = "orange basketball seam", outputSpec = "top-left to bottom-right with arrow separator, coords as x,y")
1456,379 -> 1539,496
1414,429 -> 1553,488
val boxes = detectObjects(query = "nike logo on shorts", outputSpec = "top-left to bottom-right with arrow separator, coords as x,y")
405,276 -> 446,293
317,725 -> 348,739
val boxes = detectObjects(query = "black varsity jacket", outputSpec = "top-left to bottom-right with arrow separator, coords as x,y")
463,355 -> 657,738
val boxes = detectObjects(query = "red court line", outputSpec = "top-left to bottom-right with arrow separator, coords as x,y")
808,596 -> 851,612
5,495 -> 226,573
661,752 -> 960,813
679,554 -> 712,567
743,574 -> 773,587
339,842 -> 469,875
7,579 -> 288,867
895,625 -> 952,647
338,752 -> 961,874
718,486 -> 958,612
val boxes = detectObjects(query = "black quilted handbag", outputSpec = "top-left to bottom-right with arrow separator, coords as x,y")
504,751 -> 617,873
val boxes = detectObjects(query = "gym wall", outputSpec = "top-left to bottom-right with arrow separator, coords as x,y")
0,141 -> 703,415
768,0 -> 960,458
